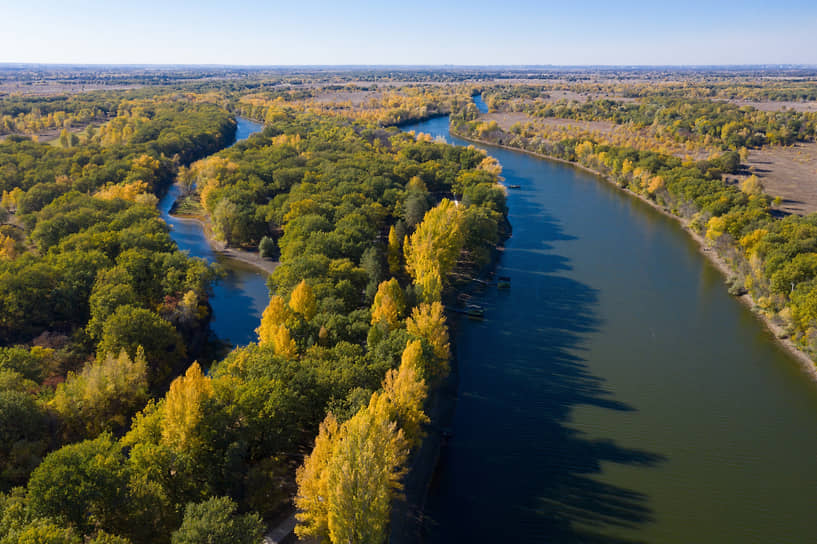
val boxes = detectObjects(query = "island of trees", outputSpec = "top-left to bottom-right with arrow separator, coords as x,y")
0,72 -> 507,544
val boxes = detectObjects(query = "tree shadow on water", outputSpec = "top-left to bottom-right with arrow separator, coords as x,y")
422,201 -> 665,543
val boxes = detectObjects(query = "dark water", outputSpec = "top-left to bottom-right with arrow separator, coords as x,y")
402,105 -> 817,542
158,117 -> 268,347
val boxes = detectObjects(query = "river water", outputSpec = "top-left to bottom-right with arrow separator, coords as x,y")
401,100 -> 817,542
157,117 -> 268,347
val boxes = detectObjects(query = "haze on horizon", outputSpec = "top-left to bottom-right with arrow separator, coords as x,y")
1,0 -> 816,66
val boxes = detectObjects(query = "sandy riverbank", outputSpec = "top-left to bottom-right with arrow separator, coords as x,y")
451,129 -> 817,383
169,210 -> 280,276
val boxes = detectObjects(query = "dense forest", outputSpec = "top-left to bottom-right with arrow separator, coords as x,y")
4,65 -> 817,543
0,75 -> 507,543
0,90 -> 241,541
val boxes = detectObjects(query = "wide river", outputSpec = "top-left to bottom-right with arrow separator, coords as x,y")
402,100 -> 817,542
158,117 -> 268,347
162,112 -> 817,542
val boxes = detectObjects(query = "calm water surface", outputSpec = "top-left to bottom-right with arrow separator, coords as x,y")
158,117 -> 268,347
403,102 -> 817,542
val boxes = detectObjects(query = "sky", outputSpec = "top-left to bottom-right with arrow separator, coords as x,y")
1,0 -> 816,66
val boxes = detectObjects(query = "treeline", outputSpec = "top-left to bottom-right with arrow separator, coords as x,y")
0,95 -> 237,507
482,87 -> 817,149
0,92 -> 120,136
453,100 -> 817,362
0,109 -> 507,543
233,84 -> 466,128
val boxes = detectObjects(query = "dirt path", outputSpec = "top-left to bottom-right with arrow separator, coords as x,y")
263,513 -> 297,544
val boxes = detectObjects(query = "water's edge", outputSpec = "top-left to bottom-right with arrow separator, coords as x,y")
157,116 -> 269,348
449,128 -> 817,383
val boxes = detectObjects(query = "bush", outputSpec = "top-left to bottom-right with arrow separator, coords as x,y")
258,236 -> 276,259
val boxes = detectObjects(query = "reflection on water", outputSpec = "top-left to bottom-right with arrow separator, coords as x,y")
402,112 -> 817,543
157,117 -> 268,347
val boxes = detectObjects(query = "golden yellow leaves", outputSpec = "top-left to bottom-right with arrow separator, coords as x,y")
406,302 -> 450,383
256,280 -> 315,360
295,339 -> 427,544
370,278 -> 405,329
706,216 -> 727,241
741,174 -> 763,195
404,199 -> 463,302
289,280 -> 317,321
387,225 -> 401,275
93,180 -> 150,202
161,362 -> 213,452
0,234 -> 17,260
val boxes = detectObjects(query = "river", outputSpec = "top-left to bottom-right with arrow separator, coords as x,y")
401,99 -> 817,542
157,117 -> 268,348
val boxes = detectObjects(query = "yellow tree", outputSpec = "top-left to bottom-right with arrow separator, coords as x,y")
271,324 -> 298,360
406,302 -> 450,383
161,362 -> 213,452
51,348 -> 148,437
326,403 -> 408,544
381,340 -> 429,447
387,225 -> 401,275
289,279 -> 317,321
370,278 -> 405,329
0,234 -> 16,260
404,199 -> 463,302
741,174 -> 763,195
257,296 -> 292,345
295,413 -> 340,543
296,397 -> 411,544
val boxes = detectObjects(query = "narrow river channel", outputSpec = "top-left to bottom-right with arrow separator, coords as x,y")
157,117 -> 268,347
402,100 -> 817,542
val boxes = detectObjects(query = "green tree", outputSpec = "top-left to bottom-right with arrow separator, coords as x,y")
0,390 -> 50,489
170,497 -> 263,544
27,434 -> 129,537
97,305 -> 185,385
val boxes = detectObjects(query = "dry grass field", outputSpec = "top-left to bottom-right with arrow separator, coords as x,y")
741,142 -> 817,214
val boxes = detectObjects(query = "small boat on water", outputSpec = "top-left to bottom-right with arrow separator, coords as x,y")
465,305 -> 485,319
507,184 -> 521,189
497,275 -> 511,289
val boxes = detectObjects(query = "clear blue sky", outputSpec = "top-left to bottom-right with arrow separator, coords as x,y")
2,0 -> 815,65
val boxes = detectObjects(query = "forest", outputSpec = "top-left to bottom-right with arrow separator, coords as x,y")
0,75 -> 507,544
5,65 -> 817,543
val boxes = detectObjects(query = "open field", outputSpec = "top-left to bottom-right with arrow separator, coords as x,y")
741,142 -> 817,214
721,99 -> 817,112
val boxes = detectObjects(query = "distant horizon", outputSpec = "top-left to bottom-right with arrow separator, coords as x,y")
2,63 -> 817,70
2,0 -> 815,66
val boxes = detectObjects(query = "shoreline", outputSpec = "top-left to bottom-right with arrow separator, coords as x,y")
451,129 -> 817,383
167,205 -> 280,276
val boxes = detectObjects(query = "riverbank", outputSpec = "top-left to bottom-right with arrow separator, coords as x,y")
168,197 -> 279,276
450,128 -> 817,382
